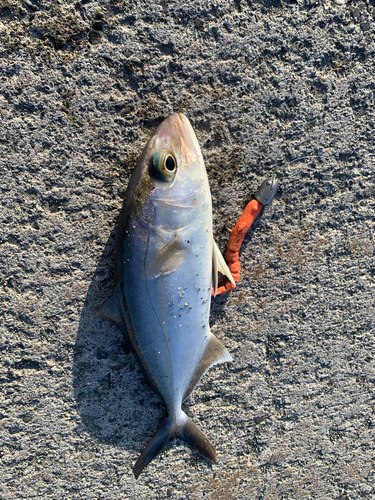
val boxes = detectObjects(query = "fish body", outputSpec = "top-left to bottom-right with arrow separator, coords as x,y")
97,113 -> 233,476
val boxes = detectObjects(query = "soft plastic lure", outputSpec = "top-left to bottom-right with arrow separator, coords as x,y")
212,177 -> 279,296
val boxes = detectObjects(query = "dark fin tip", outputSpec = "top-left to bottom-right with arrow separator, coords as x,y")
133,416 -> 174,479
182,416 -> 216,463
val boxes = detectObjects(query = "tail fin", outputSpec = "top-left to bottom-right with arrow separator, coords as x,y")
134,411 -> 216,478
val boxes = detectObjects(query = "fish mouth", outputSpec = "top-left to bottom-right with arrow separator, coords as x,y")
154,113 -> 202,165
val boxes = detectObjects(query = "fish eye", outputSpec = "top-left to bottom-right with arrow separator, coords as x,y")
150,150 -> 177,182
165,155 -> 175,172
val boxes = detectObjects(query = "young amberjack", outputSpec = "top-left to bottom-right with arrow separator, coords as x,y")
96,113 -> 234,477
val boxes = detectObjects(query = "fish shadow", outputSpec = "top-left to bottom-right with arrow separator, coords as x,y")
73,227 -> 164,453
73,207 -> 264,456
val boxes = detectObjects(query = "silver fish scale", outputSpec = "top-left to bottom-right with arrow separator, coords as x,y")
121,182 -> 213,411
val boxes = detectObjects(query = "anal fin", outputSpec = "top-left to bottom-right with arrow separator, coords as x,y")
183,332 -> 232,402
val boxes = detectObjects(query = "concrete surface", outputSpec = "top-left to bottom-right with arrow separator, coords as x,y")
1,0 -> 375,498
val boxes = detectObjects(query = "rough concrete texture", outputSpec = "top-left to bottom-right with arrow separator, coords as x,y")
1,0 -> 375,498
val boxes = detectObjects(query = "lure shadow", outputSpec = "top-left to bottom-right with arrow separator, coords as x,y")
72,227 -> 164,452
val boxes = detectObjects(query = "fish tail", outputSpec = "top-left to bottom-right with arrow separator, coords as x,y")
181,412 -> 217,462
133,415 -> 173,479
133,411 -> 216,478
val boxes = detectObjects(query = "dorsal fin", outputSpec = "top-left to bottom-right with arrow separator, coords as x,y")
94,292 -> 122,326
183,332 -> 232,402
94,292 -> 131,354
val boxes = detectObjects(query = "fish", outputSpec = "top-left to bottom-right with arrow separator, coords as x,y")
95,113 -> 235,477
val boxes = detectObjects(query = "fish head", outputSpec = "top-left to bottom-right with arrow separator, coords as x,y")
128,113 -> 210,222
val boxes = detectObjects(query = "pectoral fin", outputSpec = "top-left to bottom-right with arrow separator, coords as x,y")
212,239 -> 235,296
143,234 -> 189,280
183,331 -> 232,402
